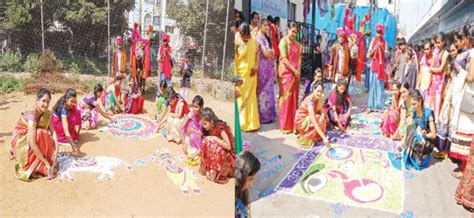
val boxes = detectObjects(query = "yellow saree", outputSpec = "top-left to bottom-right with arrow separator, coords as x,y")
236,36 -> 260,132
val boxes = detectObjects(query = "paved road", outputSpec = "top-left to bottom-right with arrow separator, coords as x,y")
242,79 -> 472,217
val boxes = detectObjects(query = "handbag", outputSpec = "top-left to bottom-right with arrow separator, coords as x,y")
460,82 -> 474,114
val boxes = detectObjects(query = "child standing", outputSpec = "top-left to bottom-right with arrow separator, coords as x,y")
180,55 -> 194,99
156,80 -> 170,130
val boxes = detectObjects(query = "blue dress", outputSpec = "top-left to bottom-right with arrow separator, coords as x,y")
402,108 -> 435,170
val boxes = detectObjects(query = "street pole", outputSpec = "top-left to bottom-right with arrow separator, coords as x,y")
107,0 -> 111,80
139,0 -> 142,34
40,0 -> 44,53
201,0 -> 209,84
369,0 -> 372,42
221,0 -> 230,82
242,0 -> 251,23
161,0 -> 166,32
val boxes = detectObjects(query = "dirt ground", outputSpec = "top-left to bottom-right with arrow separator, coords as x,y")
0,85 -> 234,217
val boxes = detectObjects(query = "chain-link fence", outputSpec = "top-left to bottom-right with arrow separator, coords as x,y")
0,0 -> 234,97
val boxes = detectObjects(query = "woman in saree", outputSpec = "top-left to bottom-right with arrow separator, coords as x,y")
326,80 -> 352,132
391,82 -> 412,141
367,24 -> 386,113
403,49 -> 418,90
256,18 -> 276,124
434,43 -> 460,159
78,84 -> 115,130
401,89 -> 436,171
165,88 -> 190,144
380,81 -> 402,137
235,23 -> 260,132
10,88 -> 58,181
156,80 -> 169,130
278,22 -> 302,133
449,25 -> 474,178
199,107 -> 235,184
181,95 -> 204,166
455,25 -> 474,210
417,42 -> 433,98
123,76 -> 145,114
426,32 -> 448,121
102,76 -> 123,114
295,82 -> 329,149
51,88 -> 83,157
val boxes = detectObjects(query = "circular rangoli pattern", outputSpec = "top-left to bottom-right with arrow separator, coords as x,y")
108,114 -> 158,139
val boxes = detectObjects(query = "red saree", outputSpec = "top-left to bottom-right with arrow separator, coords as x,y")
278,38 -> 302,133
295,97 -> 327,147
455,140 -> 474,209
11,111 -> 56,181
199,123 -> 235,184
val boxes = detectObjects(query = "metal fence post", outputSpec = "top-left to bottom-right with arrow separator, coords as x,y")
107,0 -> 111,80
221,0 -> 230,82
201,0 -> 209,84
40,0 -> 45,53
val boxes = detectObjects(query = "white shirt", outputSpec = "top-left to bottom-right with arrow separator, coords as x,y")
117,50 -> 122,72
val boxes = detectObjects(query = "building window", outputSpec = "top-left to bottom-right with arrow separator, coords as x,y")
153,16 -> 160,26
144,14 -> 152,28
288,2 -> 296,21
165,26 -> 174,34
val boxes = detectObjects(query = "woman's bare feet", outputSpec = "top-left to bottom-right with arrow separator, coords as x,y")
71,150 -> 85,157
47,167 -> 55,180
452,171 -> 463,179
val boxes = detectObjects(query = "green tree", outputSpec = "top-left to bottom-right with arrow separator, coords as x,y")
167,0 -> 234,76
0,0 -> 134,58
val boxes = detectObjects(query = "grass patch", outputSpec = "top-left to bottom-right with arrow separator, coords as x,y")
0,75 -> 25,94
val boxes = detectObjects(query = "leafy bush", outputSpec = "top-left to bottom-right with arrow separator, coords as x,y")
38,50 -> 61,73
0,51 -> 23,72
69,62 -> 81,82
23,53 -> 41,76
0,75 -> 25,94
61,58 -> 107,74
82,78 -> 101,91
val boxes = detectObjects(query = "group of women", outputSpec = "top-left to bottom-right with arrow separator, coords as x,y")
155,82 -> 236,184
235,17 -> 354,149
236,11 -> 474,212
10,79 -> 235,185
378,24 -> 474,211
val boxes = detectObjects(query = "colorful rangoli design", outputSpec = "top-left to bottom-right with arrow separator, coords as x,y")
276,132 -> 404,213
108,114 -> 158,139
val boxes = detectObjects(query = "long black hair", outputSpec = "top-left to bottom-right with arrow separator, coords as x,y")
201,107 -> 229,136
94,84 -> 104,97
435,32 -> 447,49
192,95 -> 204,107
53,88 -> 77,116
235,151 -> 261,208
288,22 -> 299,32
259,18 -> 272,48
335,80 -> 349,108
410,89 -> 426,125
311,81 -> 324,93
36,88 -> 51,100
240,23 -> 251,37
166,87 -> 179,101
